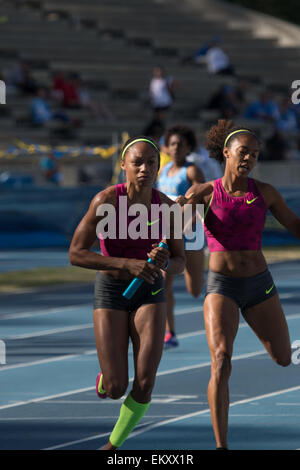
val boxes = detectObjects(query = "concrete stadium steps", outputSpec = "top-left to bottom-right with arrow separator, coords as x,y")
0,0 -> 299,151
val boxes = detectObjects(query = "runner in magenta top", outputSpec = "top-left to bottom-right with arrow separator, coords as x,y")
204,177 -> 266,252
99,182 -> 163,259
176,119 -> 300,450
69,136 -> 185,450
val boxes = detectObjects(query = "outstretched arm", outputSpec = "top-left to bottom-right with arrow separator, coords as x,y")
265,184 -> 300,239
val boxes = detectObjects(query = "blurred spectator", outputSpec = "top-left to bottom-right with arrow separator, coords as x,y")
157,139 -> 223,181
181,36 -> 221,66
206,84 -> 239,119
6,60 -> 38,94
55,72 -> 114,120
276,98 -> 298,132
205,40 -> 235,75
143,118 -> 166,144
30,87 -> 70,126
39,151 -> 62,184
287,135 -> 300,160
52,70 -> 67,103
187,145 -> 223,180
264,129 -> 286,161
206,80 -> 248,119
149,66 -> 176,121
291,101 -> 300,128
244,91 -> 280,123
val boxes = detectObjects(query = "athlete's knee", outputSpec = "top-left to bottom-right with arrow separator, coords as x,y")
274,351 -> 291,367
133,375 -> 155,400
106,379 -> 128,400
186,279 -> 204,298
211,350 -> 232,379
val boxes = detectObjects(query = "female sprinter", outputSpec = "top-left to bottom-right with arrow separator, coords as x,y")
178,119 -> 299,449
69,137 -> 185,450
157,124 -> 205,347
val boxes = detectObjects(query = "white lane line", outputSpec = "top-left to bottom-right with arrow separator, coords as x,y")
3,308 -> 300,342
276,403 -> 300,406
0,305 -> 91,321
2,310 -> 300,370
0,349 -> 266,411
0,349 -> 96,372
44,383 -> 300,450
44,421 -> 157,451
125,384 -> 300,445
0,304 -> 199,323
3,323 -> 93,340
0,416 -> 178,421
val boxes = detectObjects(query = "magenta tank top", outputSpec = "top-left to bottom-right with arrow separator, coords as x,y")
203,178 -> 267,252
99,183 -> 163,259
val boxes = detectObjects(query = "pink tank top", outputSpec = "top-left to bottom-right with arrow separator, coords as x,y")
204,178 -> 267,252
99,183 -> 163,259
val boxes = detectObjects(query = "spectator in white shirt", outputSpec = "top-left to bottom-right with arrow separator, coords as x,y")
149,66 -> 176,120
205,41 -> 234,75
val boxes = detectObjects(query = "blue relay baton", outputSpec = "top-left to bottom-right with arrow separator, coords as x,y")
122,241 -> 168,300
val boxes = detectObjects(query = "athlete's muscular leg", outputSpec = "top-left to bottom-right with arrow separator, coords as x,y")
184,250 -> 204,297
204,294 -> 240,448
129,303 -> 167,403
162,271 -> 175,333
242,294 -> 291,366
93,308 -> 130,399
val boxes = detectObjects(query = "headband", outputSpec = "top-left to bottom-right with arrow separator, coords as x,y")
121,138 -> 160,160
223,129 -> 254,149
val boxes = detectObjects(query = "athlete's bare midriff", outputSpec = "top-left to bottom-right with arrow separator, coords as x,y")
209,250 -> 268,277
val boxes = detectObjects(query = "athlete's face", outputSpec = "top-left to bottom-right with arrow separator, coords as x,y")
121,142 -> 159,186
166,134 -> 192,165
223,134 -> 259,176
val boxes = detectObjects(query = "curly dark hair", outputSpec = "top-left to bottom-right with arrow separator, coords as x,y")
164,124 -> 197,152
205,119 -> 258,163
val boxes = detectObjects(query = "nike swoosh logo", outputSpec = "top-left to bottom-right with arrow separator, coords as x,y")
151,288 -> 163,296
265,284 -> 275,295
147,219 -> 160,226
246,197 -> 259,205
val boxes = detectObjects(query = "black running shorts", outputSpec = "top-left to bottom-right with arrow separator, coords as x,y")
94,270 -> 165,312
206,269 -> 277,312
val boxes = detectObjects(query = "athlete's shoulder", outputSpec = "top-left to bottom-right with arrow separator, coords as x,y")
186,163 -> 205,184
157,190 -> 178,207
252,179 -> 280,207
90,185 -> 116,210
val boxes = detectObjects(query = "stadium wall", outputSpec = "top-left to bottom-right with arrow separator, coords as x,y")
0,185 -> 299,249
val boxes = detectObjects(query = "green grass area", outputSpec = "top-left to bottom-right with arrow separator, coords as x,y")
0,246 -> 300,293
0,266 -> 96,292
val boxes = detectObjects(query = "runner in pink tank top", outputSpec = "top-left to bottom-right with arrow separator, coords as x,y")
69,136 -> 185,450
177,119 -> 300,450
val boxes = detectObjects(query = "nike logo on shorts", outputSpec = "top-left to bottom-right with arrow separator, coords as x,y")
147,219 -> 160,226
151,288 -> 163,296
246,197 -> 259,205
265,284 -> 275,295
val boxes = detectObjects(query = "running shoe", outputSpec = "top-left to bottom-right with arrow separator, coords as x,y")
164,331 -> 179,348
96,372 -> 107,399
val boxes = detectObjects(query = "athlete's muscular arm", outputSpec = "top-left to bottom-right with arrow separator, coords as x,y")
187,164 -> 205,185
69,188 -> 161,283
154,192 -> 186,275
258,181 -> 300,239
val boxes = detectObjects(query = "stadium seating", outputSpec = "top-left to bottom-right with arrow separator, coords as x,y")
0,0 -> 299,163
